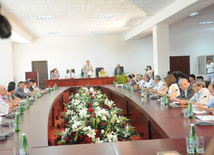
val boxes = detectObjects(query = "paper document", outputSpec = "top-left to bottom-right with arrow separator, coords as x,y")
87,71 -> 92,75
192,105 -> 208,114
195,115 -> 214,121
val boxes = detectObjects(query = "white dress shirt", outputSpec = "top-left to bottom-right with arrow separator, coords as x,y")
153,81 -> 164,91
144,79 -> 156,88
138,79 -> 146,87
168,83 -> 180,97
190,88 -> 212,105
66,72 -> 75,78
206,62 -> 214,73
0,95 -> 9,115
24,86 -> 31,93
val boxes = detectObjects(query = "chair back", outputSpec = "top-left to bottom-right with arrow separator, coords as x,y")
96,67 -> 103,77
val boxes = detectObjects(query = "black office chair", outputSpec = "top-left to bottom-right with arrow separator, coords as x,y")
120,66 -> 124,73
66,69 -> 75,73
96,67 -> 103,77
50,69 -> 54,79
81,68 -> 84,78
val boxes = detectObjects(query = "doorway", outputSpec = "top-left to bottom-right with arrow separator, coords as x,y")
32,61 -> 48,89
170,56 -> 190,76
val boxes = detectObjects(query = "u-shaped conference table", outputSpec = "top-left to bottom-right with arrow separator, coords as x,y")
0,84 -> 213,154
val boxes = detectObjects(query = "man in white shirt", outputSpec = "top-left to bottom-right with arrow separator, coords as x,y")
143,74 -> 156,90
66,69 -> 75,79
179,80 -> 211,105
206,58 -> 214,82
136,74 -> 146,88
0,85 -> 11,115
151,75 -> 164,93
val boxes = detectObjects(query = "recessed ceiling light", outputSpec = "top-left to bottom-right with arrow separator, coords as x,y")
91,31 -> 101,34
198,21 -> 213,24
189,12 -> 199,16
99,14 -> 114,18
48,32 -> 58,34
37,16 -> 52,20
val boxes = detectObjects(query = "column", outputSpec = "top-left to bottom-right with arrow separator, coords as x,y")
152,24 -> 170,78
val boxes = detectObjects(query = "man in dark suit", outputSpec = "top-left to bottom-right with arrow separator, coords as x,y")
14,81 -> 31,99
114,64 -> 123,76
169,78 -> 195,101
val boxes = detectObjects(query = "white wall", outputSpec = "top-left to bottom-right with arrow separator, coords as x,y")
12,35 -> 153,83
169,30 -> 214,77
0,39 -> 14,86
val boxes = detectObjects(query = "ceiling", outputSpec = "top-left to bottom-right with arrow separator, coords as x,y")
0,0 -> 176,37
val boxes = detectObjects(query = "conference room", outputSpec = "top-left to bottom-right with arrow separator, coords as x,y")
1,0 -> 214,154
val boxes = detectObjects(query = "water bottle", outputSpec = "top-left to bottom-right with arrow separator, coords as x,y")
188,101 -> 193,118
164,92 -> 168,105
141,89 -> 144,98
20,133 -> 29,155
189,123 -> 197,153
20,102 -> 24,115
48,86 -> 51,93
26,96 -> 30,109
39,89 -> 42,98
14,112 -> 20,132
54,83 -> 57,90
33,91 -> 37,101
123,82 -> 126,90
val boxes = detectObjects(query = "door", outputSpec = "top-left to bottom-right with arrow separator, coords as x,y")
170,56 -> 190,76
32,61 -> 48,89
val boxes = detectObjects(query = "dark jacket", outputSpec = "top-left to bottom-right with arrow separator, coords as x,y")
177,84 -> 194,100
14,87 -> 31,99
114,67 -> 123,76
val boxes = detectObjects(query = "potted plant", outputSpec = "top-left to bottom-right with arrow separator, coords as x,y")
114,72 -> 128,87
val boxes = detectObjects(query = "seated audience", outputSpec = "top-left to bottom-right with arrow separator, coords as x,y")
24,80 -> 32,94
51,68 -> 60,79
172,71 -> 189,83
166,74 -> 180,98
29,78 -> 38,91
126,74 -> 137,88
189,74 -> 195,84
196,82 -> 214,112
136,74 -> 145,89
66,69 -> 75,79
114,64 -> 123,76
98,68 -> 107,77
6,84 -> 20,104
14,81 -> 31,99
151,75 -> 164,93
178,80 -> 212,105
0,85 -> 12,114
158,77 -> 168,95
169,78 -> 194,101
143,74 -> 156,90
196,76 -> 204,81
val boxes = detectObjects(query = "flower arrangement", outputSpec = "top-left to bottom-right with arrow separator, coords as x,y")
54,86 -> 138,145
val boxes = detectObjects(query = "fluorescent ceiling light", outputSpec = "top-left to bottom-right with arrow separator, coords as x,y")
37,16 -> 52,20
99,14 -> 114,18
189,12 -> 199,16
198,21 -> 213,24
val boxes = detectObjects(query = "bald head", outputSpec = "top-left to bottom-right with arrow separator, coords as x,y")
178,78 -> 190,91
0,85 -> 7,96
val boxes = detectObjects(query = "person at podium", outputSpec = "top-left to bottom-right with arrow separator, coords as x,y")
98,68 -> 107,77
83,60 -> 94,78
114,64 -> 123,76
